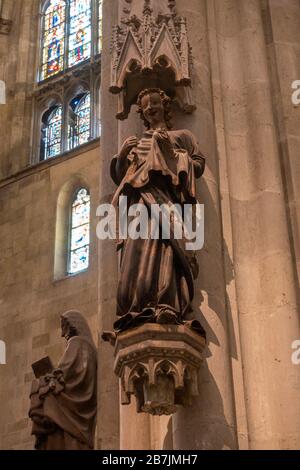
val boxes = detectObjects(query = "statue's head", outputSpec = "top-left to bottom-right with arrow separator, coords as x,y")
137,88 -> 172,130
60,310 -> 94,344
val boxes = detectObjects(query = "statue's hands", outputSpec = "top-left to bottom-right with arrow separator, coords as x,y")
153,129 -> 175,158
119,136 -> 138,160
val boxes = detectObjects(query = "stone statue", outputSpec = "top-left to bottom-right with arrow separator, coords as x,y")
110,88 -> 206,337
29,310 -> 97,450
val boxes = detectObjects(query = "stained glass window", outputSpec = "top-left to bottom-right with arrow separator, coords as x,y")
40,105 -> 63,160
41,0 -> 66,80
68,0 -> 92,67
98,0 -> 102,53
38,1 -> 100,160
68,92 -> 91,150
69,188 -> 90,274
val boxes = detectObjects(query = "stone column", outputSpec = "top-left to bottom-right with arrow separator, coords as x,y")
172,0 -> 239,450
214,0 -> 300,449
117,114 -> 153,451
1,0 -> 14,19
116,0 -> 152,450
263,0 -> 300,285
98,0 -> 120,450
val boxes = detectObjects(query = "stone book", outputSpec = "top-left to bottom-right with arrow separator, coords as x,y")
31,356 -> 54,378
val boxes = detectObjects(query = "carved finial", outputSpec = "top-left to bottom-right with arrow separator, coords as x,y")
143,0 -> 153,16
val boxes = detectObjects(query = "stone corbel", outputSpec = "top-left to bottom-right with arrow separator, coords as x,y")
107,324 -> 206,416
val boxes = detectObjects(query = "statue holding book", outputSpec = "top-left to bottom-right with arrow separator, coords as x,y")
29,310 -> 97,450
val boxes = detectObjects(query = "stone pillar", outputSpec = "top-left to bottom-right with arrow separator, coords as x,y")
99,0 -> 153,451
117,114 -> 153,451
150,416 -> 173,450
97,0 -> 120,450
172,0 -> 239,450
1,0 -> 14,19
214,0 -> 300,449
116,0 -> 152,450
263,0 -> 300,285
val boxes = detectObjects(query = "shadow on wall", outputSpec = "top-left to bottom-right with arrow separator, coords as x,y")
174,363 -> 237,450
180,177 -> 238,450
195,178 -> 237,359
162,417 -> 173,451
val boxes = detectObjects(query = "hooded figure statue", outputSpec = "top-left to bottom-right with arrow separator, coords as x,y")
29,310 -> 97,450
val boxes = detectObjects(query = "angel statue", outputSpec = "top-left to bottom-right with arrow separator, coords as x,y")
109,88 -> 206,337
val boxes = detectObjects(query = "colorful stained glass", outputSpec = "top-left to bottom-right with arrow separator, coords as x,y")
69,188 -> 90,274
98,0 -> 102,53
68,0 -> 91,67
68,93 -> 91,150
69,245 -> 89,273
72,202 -> 90,227
41,0 -> 66,80
41,105 -> 62,160
71,224 -> 90,250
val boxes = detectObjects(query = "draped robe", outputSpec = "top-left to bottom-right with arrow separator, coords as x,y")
29,334 -> 97,450
110,129 -> 206,335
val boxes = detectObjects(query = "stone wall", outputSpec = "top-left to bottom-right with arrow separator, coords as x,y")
0,144 -> 100,449
0,0 -> 39,180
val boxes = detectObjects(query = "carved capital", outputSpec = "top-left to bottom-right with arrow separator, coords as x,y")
112,324 -> 206,416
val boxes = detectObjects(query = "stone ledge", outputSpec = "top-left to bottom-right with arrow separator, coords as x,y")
0,138 -> 100,189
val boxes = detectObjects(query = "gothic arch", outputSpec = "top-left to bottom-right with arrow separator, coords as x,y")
54,174 -> 90,280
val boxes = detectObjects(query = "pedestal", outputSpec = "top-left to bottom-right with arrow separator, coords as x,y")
113,324 -> 206,416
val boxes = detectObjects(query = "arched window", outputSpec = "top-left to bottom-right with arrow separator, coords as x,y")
68,92 -> 91,150
68,188 -> 90,274
41,0 -> 66,81
34,1 -> 102,164
40,0 -> 102,81
40,105 -> 63,160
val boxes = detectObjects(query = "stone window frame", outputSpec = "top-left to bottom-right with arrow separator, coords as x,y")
31,56 -> 101,165
67,186 -> 91,275
30,0 -> 101,165
54,175 -> 91,280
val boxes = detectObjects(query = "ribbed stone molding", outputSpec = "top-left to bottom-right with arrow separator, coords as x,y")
113,324 -> 206,416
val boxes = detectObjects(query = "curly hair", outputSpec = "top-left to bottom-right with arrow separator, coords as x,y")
137,88 -> 173,130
